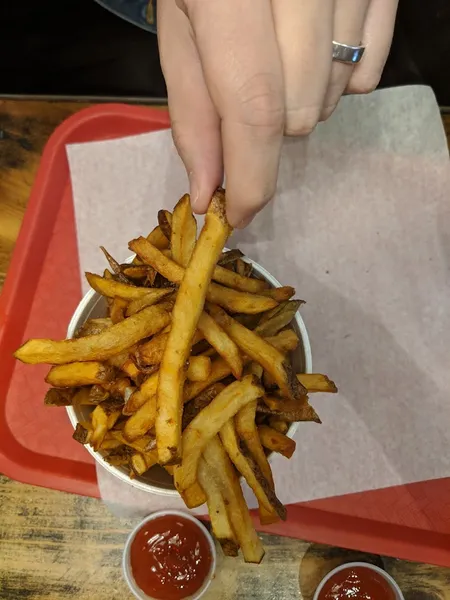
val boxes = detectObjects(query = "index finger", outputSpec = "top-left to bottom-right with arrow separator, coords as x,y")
186,0 -> 284,227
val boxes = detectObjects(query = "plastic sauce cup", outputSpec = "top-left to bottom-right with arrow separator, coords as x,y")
123,510 -> 217,600
313,562 -> 404,600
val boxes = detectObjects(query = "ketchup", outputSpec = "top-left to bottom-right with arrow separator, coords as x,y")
129,515 -> 212,600
318,566 -> 396,600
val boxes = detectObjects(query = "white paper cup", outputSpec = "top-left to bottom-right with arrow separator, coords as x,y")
122,510 -> 217,600
312,562 -> 404,600
66,252 -> 312,495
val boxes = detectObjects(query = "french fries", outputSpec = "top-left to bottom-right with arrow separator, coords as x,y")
157,190 -> 232,465
14,189 -> 338,565
186,355 -> 212,382
174,375 -> 264,499
258,425 -> 297,458
15,305 -> 171,365
45,362 -> 115,387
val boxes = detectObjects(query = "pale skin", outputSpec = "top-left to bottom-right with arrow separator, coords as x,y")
157,0 -> 399,227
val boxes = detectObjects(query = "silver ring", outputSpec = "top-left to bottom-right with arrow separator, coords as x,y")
332,41 -> 365,64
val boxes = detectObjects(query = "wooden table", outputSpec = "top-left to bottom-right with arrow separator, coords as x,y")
1,99 -> 450,600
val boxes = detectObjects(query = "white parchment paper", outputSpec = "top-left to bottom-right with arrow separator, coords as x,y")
66,86 -> 450,517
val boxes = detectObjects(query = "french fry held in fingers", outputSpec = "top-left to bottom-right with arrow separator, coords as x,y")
14,188 -> 338,565
156,190 -> 232,465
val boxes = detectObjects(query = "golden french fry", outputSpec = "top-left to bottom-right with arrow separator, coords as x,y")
110,430 -> 155,453
197,312 -> 243,379
220,419 -> 286,521
86,273 -> 172,304
235,400 -> 277,526
146,224 -> 169,250
297,373 -> 338,393
75,318 -> 112,338
156,190 -> 232,465
123,371 -> 159,415
129,238 -> 277,315
90,401 -> 123,451
110,297 -> 128,324
258,425 -> 296,458
130,449 -> 159,476
171,194 -> 197,267
264,330 -> 299,353
45,362 -> 115,387
259,286 -> 296,302
203,436 -> 265,564
99,438 -> 123,451
123,395 -> 157,442
186,355 -> 212,382
211,264 -> 268,294
157,209 -> 173,241
121,264 -> 156,282
125,290 -> 174,317
15,305 -> 171,365
174,375 -> 264,497
207,304 -> 306,402
197,458 -> 239,557
135,332 -> 170,366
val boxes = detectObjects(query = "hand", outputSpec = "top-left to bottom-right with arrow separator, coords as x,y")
158,0 -> 398,227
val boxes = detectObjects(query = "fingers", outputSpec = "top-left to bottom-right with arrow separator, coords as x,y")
272,0 -> 334,136
321,0 -> 370,120
185,0 -> 284,227
157,0 -> 223,214
347,0 -> 399,95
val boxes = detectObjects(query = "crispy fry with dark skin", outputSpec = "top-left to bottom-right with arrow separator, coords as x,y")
257,397 -> 321,423
100,247 -> 131,284
157,209 -> 173,241
45,362 -> 115,387
207,304 -> 306,401
15,305 -> 171,365
129,238 -> 277,315
198,458 -> 239,557
203,436 -> 265,564
268,417 -> 289,434
86,273 -> 172,303
90,401 -> 123,451
235,400 -> 277,525
171,195 -> 197,267
182,383 -> 226,430
156,190 -> 232,465
44,388 -> 76,406
255,300 -> 304,337
220,420 -> 286,522
218,249 -> 244,266
174,375 -> 264,497
73,423 -> 91,445
258,425 -> 296,458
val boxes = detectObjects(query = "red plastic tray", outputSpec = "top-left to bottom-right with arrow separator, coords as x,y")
2,104 -> 450,567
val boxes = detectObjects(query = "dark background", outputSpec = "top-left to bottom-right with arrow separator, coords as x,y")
0,0 -> 449,104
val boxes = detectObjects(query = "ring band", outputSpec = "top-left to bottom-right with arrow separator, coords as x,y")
332,41 -> 365,64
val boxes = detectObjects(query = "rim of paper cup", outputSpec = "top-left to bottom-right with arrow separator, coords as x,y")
122,510 -> 217,600
312,561 -> 405,600
66,252 -> 312,496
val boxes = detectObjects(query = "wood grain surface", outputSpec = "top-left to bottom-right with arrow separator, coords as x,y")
0,99 -> 449,600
